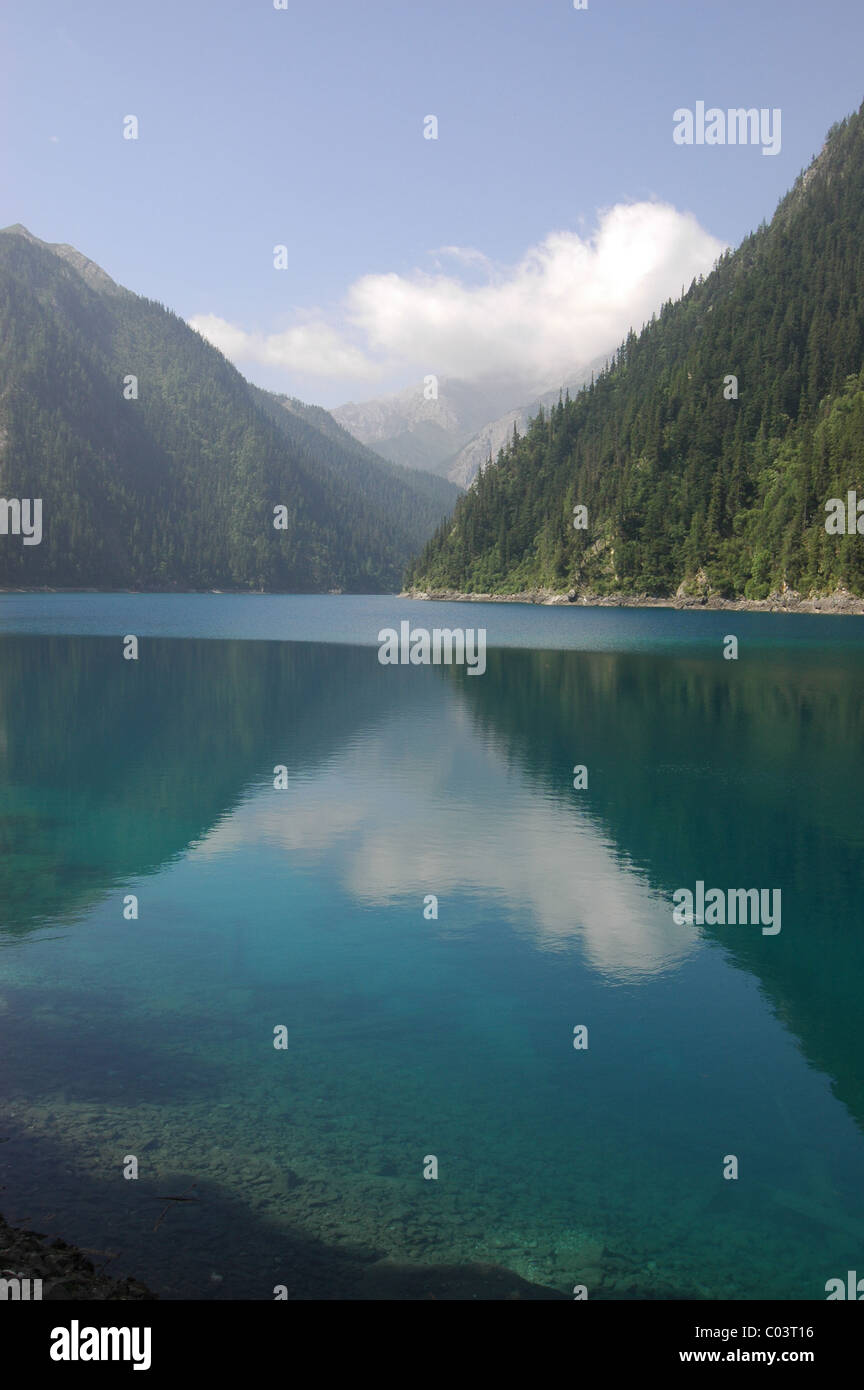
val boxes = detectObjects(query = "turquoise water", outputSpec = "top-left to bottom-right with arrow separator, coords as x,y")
1,594 -> 864,1300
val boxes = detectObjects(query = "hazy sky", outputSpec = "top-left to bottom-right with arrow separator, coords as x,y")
3,0 -> 863,405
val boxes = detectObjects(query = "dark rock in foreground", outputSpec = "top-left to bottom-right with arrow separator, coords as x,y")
1,1212 -> 156,1301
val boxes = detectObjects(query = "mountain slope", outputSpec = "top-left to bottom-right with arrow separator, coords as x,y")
0,227 -> 458,592
247,384 -> 461,559
408,106 -> 864,600
442,356 -> 611,488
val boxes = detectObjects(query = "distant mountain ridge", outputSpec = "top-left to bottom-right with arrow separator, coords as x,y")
0,227 -> 459,592
332,362 -> 611,487
333,376 -> 526,481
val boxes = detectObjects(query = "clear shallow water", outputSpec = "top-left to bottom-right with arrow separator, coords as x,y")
1,595 -> 863,1300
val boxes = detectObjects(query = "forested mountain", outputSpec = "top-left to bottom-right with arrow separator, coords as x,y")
0,227 -> 459,592
408,105 -> 864,600
247,384 -> 461,542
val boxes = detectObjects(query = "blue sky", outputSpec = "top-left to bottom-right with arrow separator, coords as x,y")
2,0 -> 863,405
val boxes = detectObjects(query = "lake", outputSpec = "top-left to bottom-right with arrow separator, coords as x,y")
1,593 -> 863,1300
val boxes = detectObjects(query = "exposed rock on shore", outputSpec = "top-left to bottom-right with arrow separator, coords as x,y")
1,1213 -> 156,1300
400,586 -> 864,613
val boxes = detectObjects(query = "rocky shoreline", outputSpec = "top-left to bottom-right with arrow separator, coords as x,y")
0,1212 -> 156,1300
3,585 -> 863,613
400,586 -> 864,614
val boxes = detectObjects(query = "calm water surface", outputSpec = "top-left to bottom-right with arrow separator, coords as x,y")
1,594 -> 863,1299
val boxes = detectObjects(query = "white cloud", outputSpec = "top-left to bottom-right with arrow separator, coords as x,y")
190,705 -> 697,983
189,202 -> 726,388
427,245 -> 495,274
188,313 -> 377,380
